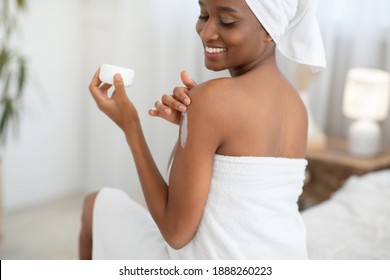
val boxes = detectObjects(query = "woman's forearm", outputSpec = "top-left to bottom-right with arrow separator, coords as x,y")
125,117 -> 199,249
89,70 -> 189,247
124,118 -> 170,230
89,71 -> 202,249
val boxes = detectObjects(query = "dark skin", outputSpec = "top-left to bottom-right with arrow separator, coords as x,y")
80,0 -> 308,259
196,0 -> 275,76
151,0 -> 307,157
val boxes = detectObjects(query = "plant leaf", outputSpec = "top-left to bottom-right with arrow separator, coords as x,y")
0,47 -> 11,78
16,0 -> 27,10
0,98 -> 15,142
2,71 -> 12,98
0,0 -> 29,146
17,57 -> 26,98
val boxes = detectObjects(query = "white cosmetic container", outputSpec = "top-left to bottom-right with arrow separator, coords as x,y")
99,64 -> 135,87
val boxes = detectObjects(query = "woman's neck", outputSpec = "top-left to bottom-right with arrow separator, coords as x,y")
229,46 -> 277,77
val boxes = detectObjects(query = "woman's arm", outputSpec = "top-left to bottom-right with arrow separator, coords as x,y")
89,69 -> 222,249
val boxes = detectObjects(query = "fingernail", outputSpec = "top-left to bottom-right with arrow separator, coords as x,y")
164,108 -> 171,114
114,74 -> 122,81
179,105 -> 186,112
184,98 -> 190,105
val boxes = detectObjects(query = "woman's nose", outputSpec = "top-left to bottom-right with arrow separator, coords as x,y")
199,20 -> 219,42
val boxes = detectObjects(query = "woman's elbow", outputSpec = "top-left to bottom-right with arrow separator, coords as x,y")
163,228 -> 194,250
167,239 -> 187,250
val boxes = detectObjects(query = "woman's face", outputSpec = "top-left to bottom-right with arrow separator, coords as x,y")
196,0 -> 273,76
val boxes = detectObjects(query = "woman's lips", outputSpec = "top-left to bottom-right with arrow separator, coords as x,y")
204,46 -> 227,59
205,46 -> 227,54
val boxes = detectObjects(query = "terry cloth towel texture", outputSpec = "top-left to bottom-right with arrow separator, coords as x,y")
93,155 -> 308,259
245,0 -> 326,69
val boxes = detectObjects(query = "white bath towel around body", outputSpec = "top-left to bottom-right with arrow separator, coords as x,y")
93,155 -> 308,259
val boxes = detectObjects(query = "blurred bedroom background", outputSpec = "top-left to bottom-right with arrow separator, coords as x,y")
0,0 -> 389,259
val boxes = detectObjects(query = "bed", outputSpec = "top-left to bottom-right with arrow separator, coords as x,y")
302,169 -> 390,259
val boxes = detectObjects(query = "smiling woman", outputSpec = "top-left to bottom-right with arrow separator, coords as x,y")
81,0 -> 326,260
196,0 -> 275,76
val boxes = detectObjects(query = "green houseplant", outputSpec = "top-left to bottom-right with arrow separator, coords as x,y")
0,0 -> 28,146
0,0 -> 28,240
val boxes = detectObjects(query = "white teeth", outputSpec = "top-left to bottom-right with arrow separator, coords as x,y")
205,46 -> 227,53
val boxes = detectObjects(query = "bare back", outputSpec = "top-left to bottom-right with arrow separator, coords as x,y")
204,68 -> 308,159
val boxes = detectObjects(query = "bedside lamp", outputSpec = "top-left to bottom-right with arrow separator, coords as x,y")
343,68 -> 390,157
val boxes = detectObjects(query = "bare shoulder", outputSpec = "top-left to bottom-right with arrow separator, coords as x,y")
286,86 -> 308,125
186,77 -> 234,118
280,84 -> 308,157
188,77 -> 233,103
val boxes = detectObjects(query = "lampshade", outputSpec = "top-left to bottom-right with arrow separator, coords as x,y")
343,68 -> 390,121
342,68 -> 390,157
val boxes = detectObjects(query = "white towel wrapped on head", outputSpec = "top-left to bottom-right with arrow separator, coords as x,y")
245,0 -> 326,70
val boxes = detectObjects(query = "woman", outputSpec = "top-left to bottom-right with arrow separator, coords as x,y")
80,0 -> 326,259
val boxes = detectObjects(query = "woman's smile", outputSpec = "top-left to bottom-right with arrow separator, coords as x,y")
205,46 -> 227,54
204,45 -> 227,59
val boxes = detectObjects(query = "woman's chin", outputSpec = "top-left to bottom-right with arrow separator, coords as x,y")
204,62 -> 227,72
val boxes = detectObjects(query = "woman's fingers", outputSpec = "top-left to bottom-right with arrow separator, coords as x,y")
89,68 -> 101,88
172,87 -> 191,107
89,68 -> 106,105
148,101 -> 170,121
112,74 -> 126,97
154,99 -> 171,115
162,93 -> 187,113
148,71 -> 196,125
99,83 -> 112,91
148,108 -> 158,116
149,98 -> 181,125
149,94 -> 185,118
180,70 -> 197,90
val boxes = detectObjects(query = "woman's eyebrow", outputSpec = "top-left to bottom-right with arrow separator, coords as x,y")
198,0 -> 239,14
216,6 -> 239,13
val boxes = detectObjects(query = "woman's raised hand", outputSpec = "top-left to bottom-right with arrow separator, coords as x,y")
149,71 -> 197,125
89,68 -> 138,134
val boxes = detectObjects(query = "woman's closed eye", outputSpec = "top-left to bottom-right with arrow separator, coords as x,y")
219,18 -> 236,27
198,14 -> 209,21
198,15 -> 236,28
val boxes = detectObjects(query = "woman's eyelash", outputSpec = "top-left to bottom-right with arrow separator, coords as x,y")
198,15 -> 236,27
219,20 -> 235,27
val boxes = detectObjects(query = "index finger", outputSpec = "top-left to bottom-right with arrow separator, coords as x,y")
181,70 -> 197,89
173,86 -> 191,105
89,68 -> 102,90
89,68 -> 106,104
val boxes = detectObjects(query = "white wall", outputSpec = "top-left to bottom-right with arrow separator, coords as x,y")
3,0 -> 85,212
